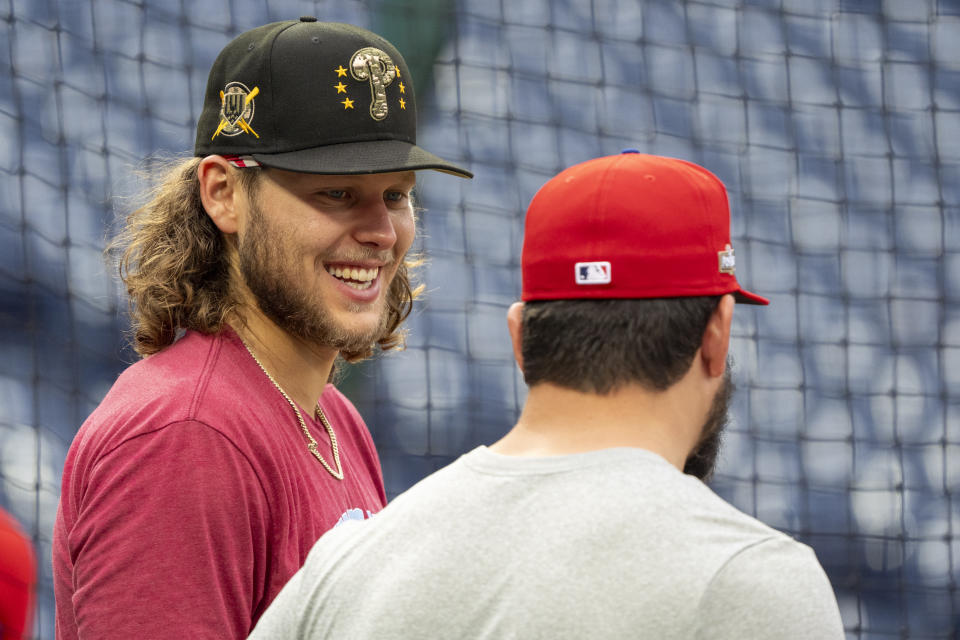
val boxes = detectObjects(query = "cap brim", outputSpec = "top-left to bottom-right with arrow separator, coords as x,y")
733,288 -> 770,305
251,139 -> 472,178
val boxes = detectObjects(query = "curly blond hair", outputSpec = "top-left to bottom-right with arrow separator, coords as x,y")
112,157 -> 422,362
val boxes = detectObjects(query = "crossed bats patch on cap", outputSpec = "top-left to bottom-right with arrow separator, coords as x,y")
211,46 -> 405,141
212,82 -> 259,139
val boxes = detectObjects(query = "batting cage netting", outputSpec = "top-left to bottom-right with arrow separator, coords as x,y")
1,0 -> 958,637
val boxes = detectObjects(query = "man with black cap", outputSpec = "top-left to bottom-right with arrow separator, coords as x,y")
52,18 -> 471,640
247,152 -> 844,639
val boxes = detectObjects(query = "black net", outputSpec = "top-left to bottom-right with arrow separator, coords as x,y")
1,1 -> 957,638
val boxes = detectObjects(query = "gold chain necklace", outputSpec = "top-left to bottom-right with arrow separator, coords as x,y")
239,337 -> 344,481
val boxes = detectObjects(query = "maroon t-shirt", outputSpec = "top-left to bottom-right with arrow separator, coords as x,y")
53,328 -> 386,639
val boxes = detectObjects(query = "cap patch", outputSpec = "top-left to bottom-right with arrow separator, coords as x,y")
346,47 -> 398,121
718,244 -> 735,274
575,261 -> 611,285
212,82 -> 259,140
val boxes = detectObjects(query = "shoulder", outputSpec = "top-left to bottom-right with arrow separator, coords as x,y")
694,537 -> 845,639
94,331 -> 230,422
77,330 -> 274,452
117,330 -> 228,392
62,331 -> 287,504
72,418 -> 263,493
581,450 -> 786,543
712,536 -> 830,587
626,458 -> 788,542
57,417 -> 271,544
568,452 -> 821,583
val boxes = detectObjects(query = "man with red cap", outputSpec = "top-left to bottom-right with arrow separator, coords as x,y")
248,152 -> 844,639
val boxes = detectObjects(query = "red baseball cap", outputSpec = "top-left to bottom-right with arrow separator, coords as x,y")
521,151 -> 769,305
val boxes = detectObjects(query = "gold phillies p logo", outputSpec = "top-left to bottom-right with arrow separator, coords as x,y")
350,47 -> 397,121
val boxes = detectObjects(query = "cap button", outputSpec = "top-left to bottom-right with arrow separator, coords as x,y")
300,16 -> 318,22
621,148 -> 640,154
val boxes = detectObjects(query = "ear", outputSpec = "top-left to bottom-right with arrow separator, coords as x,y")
506,302 -> 525,373
700,294 -> 734,379
198,155 -> 241,234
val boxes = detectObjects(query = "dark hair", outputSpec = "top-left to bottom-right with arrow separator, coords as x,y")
520,296 -> 722,394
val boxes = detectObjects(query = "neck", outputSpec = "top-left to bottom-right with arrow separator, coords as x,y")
231,306 -> 339,411
490,378 -> 708,472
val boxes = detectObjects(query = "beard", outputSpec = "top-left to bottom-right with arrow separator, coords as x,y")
238,199 -> 393,352
683,365 -> 735,482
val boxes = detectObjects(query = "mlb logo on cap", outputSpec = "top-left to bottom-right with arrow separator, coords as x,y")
575,262 -> 611,285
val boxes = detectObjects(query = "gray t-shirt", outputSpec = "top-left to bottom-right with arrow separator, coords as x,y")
249,446 -> 844,639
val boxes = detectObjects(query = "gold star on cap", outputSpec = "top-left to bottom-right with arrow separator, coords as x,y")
398,82 -> 405,94
342,97 -> 355,109
334,82 -> 347,94
335,65 -> 348,77
399,98 -> 406,110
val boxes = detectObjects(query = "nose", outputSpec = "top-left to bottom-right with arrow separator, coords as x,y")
352,198 -> 398,249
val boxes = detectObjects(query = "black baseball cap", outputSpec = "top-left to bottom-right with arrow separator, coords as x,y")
194,18 -> 472,178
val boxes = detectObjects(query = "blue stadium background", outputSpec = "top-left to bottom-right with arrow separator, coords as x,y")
1,0 -> 958,637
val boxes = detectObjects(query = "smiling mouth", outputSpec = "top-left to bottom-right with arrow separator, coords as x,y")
325,265 -> 381,290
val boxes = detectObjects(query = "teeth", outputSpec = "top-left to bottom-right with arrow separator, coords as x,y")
327,265 -> 379,283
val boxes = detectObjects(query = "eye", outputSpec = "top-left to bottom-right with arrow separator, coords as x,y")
323,189 -> 348,200
384,190 -> 409,204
